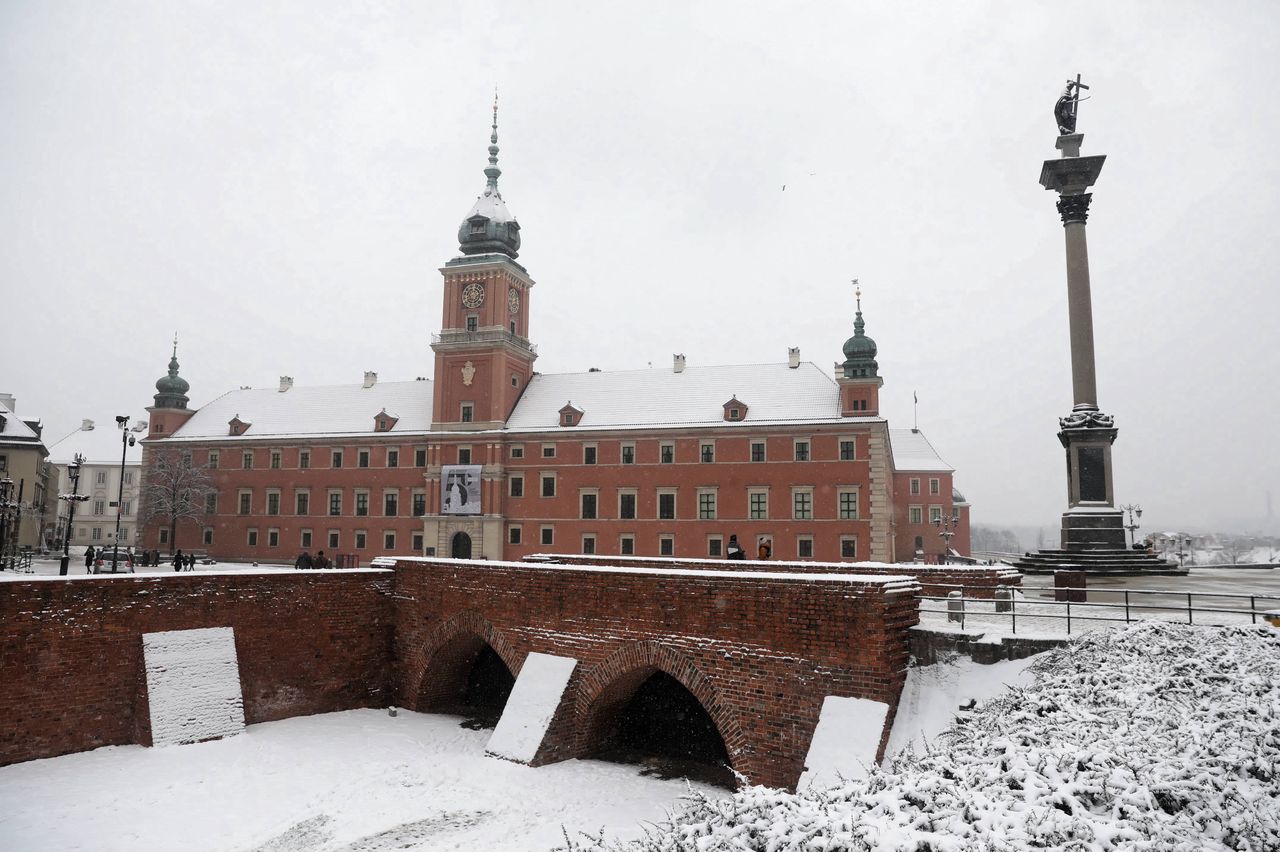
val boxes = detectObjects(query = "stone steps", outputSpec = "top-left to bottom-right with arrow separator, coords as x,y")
1008,549 -> 1186,576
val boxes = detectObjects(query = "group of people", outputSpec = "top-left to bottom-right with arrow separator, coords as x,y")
170,550 -> 198,571
725,535 -> 770,560
293,550 -> 332,570
80,545 -> 186,572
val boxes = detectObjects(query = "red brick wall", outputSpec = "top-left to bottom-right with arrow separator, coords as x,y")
391,557 -> 920,790
526,553 -> 1022,599
0,571 -> 393,767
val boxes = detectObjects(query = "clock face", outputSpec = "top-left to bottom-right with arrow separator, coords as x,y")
461,282 -> 485,309
508,287 -> 520,314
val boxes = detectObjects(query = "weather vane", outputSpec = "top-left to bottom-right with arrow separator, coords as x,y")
852,278 -> 861,311
1054,74 -> 1090,136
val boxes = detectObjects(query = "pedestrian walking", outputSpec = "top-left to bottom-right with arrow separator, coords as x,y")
84,545 -> 96,571
295,550 -> 312,570
726,534 -> 745,560
173,549 -> 184,572
313,549 -> 331,570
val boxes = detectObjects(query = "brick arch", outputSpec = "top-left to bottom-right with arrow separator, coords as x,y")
574,641 -> 746,776
414,610 -> 522,713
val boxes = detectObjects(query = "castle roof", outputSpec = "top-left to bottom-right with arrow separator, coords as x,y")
158,380 -> 435,442
503,361 -> 869,432
889,428 -> 954,473
49,419 -> 147,465
0,398 -> 46,450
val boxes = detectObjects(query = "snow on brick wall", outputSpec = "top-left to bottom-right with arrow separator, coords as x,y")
143,627 -> 245,747
797,695 -> 888,790
486,652 -> 577,763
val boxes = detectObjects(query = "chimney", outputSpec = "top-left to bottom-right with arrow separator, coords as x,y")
279,376 -> 293,393
788,347 -> 800,369
363,371 -> 377,389
81,419 -> 95,431
673,354 -> 686,374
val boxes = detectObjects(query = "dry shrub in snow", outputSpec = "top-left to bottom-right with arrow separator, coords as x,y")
562,622 -> 1280,851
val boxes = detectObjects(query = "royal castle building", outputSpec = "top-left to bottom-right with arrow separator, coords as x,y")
140,113 -> 970,565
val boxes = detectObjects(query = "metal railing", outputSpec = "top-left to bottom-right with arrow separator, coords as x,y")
921,586 -> 1280,635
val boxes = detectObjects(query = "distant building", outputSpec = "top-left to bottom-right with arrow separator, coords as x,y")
48,418 -> 145,550
0,394 -> 55,552
140,115 -> 971,564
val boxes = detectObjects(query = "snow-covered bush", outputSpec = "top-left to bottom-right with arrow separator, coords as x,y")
561,622 -> 1280,851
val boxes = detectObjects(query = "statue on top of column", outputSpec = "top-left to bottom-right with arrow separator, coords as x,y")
1054,75 -> 1090,136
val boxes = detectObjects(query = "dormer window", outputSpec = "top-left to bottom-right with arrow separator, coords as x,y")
722,396 -> 748,422
469,218 -> 487,234
559,402 -> 584,428
228,416 -> 250,436
373,409 -> 399,432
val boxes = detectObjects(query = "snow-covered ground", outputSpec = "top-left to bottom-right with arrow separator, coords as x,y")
0,711 -> 721,852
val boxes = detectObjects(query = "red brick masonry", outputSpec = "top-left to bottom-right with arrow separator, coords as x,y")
393,557 -> 920,789
0,571 -> 393,766
2,558 -> 922,790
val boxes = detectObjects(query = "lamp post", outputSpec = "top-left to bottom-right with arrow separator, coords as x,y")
0,477 -> 14,570
1175,536 -> 1193,570
58,454 -> 88,576
933,512 -> 958,565
1121,503 -> 1142,548
109,416 -> 144,574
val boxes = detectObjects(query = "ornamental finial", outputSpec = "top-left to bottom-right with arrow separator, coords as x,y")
172,332 -> 178,358
485,88 -> 501,191
853,278 -> 861,313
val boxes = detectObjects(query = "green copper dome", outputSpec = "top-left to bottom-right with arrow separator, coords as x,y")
841,295 -> 879,379
457,96 -> 521,258
153,340 -> 191,409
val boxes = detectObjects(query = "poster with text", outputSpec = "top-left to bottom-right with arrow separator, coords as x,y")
441,464 -> 482,515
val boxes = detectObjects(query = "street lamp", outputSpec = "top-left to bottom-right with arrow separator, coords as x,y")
109,416 -> 145,574
0,477 -> 15,570
58,454 -> 88,576
1121,503 -> 1143,549
933,512 -> 958,565
1176,536 -> 1193,570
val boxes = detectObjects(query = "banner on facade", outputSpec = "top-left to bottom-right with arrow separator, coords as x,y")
440,464 -> 482,515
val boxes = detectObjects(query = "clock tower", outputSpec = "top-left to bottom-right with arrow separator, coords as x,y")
431,99 -> 537,431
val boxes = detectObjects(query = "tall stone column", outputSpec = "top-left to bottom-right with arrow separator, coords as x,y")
1040,134 -> 1126,550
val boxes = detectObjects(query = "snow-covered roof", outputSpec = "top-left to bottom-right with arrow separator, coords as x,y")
48,417 -> 148,465
160,380 -> 434,442
467,187 -> 515,223
0,398 -> 46,450
889,428 -> 953,472
504,362 -> 870,432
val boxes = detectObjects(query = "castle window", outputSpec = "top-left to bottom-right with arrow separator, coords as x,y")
841,537 -> 858,559
355,491 -> 369,517
332,450 -> 343,468
412,532 -> 424,551
618,491 -> 637,520
208,450 -> 219,469
268,529 -> 280,548
620,443 -> 635,464
794,440 -> 810,462
792,489 -> 813,520
581,535 -> 596,555
659,443 -> 674,464
329,491 -> 342,516
698,490 -> 717,520
242,451 -> 253,470
749,490 -> 768,520
508,525 -> 522,545
541,474 -> 556,498
295,491 -> 309,516
384,492 -> 398,517
466,316 -> 478,332
412,491 -> 426,516
929,478 -> 941,495
510,445 -> 524,459
700,442 -> 715,463
909,506 -> 923,524
266,491 -> 280,515
470,220 -> 485,234
659,536 -> 674,556
930,505 -> 943,524
840,440 -> 856,460
580,491 -> 597,520
797,537 -> 814,559
358,449 -> 370,468
707,536 -> 722,557
839,489 -> 859,520
270,450 -> 281,469
509,475 -> 524,498
540,526 -> 554,546
206,494 -> 218,515
355,531 -> 367,549
238,491 -> 252,515
329,530 -> 340,549
415,448 -> 427,467
583,445 -> 597,465
461,404 -> 474,423
658,491 -> 676,520
387,449 -> 399,468
299,450 -> 310,469
751,441 -> 766,462
247,529 -> 258,547
302,530 -> 314,548
910,478 -> 920,495
541,444 -> 556,458
203,528 -> 214,546
384,532 -> 396,550
458,447 -> 472,464
620,535 -> 635,555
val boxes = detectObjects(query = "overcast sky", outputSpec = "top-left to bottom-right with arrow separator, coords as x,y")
3,1 -> 1278,534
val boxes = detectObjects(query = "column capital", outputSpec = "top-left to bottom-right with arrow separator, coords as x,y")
1056,193 -> 1092,225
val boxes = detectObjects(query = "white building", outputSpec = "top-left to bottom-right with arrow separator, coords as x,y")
48,417 -> 147,551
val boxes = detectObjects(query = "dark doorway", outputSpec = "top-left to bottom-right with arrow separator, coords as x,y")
451,532 -> 472,559
458,645 -> 515,729
593,671 -> 734,788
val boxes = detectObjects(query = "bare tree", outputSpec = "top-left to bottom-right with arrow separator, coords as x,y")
138,449 -> 216,554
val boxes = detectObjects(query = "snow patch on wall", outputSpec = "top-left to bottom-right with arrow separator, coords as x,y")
797,695 -> 888,790
486,652 -> 577,763
143,627 -> 245,747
